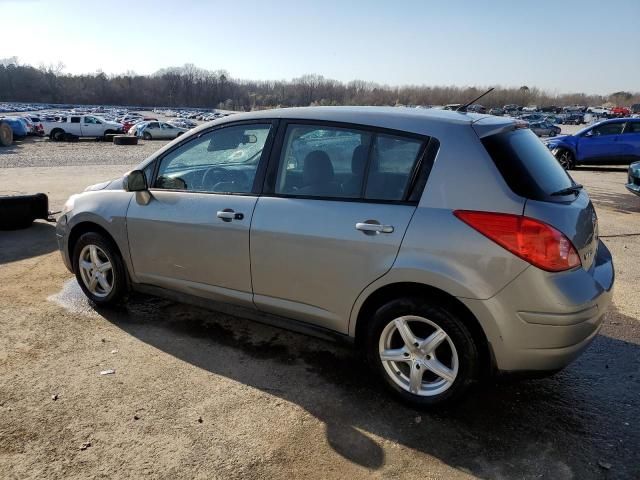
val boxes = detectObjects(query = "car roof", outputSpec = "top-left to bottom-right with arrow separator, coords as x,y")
206,106 -> 510,137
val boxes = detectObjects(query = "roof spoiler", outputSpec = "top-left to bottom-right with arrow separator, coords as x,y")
471,116 -> 517,138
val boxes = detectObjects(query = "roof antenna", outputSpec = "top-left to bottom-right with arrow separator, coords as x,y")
457,87 -> 495,112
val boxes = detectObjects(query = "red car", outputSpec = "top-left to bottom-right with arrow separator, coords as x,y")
610,106 -> 631,117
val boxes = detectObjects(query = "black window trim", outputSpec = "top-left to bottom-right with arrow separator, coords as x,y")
147,119 -> 280,197
261,119 -> 437,206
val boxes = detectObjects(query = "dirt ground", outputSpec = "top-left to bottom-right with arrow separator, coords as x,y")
1,133 -> 639,479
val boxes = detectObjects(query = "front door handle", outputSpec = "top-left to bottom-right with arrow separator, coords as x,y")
356,221 -> 394,234
217,209 -> 244,222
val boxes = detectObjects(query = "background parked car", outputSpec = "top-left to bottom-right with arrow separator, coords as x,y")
135,121 -> 187,140
626,161 -> 640,196
545,118 -> 640,169
529,121 -> 561,137
0,117 -> 30,139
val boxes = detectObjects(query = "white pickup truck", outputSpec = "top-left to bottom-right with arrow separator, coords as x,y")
43,115 -> 123,140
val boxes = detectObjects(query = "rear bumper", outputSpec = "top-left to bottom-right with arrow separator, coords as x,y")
461,240 -> 614,372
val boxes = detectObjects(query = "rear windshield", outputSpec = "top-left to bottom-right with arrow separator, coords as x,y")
482,128 -> 573,201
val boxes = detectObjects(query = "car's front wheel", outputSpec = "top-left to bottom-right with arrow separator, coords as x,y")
555,149 -> 575,170
73,232 -> 127,305
365,296 -> 479,407
143,131 -> 152,140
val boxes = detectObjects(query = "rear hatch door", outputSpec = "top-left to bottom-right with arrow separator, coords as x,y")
480,126 -> 598,271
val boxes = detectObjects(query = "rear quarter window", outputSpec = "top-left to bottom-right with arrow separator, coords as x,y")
482,128 -> 573,201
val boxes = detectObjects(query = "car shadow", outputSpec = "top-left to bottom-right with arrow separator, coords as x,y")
585,186 -> 640,214
575,166 -> 628,173
0,221 -> 58,264
75,291 -> 640,479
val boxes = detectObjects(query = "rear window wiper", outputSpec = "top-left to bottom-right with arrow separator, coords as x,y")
550,183 -> 583,196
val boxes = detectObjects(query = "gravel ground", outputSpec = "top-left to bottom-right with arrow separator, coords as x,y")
0,125 -> 639,479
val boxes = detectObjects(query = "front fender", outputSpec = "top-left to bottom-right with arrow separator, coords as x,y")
64,190 -> 135,279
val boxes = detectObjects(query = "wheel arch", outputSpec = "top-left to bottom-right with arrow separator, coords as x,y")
352,281 -> 493,376
67,221 -> 124,275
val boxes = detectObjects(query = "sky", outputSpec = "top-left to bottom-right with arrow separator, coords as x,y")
2,0 -> 639,95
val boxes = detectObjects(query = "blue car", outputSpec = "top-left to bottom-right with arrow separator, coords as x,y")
0,117 -> 29,139
545,118 -> 640,169
626,161 -> 640,197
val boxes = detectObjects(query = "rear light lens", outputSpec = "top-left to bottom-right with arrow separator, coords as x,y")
454,210 -> 581,272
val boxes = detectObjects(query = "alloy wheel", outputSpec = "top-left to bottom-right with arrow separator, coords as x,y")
78,244 -> 114,298
379,315 -> 459,396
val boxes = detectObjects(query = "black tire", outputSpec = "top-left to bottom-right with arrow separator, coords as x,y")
143,131 -> 152,140
0,193 -> 49,230
50,129 -> 65,141
113,135 -> 138,145
0,122 -> 13,146
72,232 -> 127,305
364,296 -> 479,408
555,148 -> 575,170
104,133 -> 118,143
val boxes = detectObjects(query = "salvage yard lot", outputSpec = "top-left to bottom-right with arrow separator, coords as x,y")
1,133 -> 639,479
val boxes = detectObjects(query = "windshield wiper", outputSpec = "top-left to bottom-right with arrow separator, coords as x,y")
551,183 -> 583,196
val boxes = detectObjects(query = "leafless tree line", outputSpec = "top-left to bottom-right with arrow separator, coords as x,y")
1,58 -> 638,110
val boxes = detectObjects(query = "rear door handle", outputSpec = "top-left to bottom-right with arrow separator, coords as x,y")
217,209 -> 244,222
356,222 -> 394,234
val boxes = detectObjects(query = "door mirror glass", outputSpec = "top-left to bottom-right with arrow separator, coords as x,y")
123,169 -> 148,192
583,130 -> 593,137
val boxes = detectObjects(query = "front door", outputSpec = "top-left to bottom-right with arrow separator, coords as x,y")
250,122 -> 429,333
126,121 -> 275,307
578,121 -> 624,163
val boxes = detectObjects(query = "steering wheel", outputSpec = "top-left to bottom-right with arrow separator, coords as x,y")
202,167 -> 248,191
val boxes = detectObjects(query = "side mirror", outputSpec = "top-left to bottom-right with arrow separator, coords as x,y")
123,170 -> 148,192
584,130 -> 593,138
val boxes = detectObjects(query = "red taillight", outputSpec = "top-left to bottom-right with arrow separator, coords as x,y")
454,210 -> 581,272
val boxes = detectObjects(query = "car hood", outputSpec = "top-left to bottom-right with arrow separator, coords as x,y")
84,177 -> 124,191
544,134 -> 571,144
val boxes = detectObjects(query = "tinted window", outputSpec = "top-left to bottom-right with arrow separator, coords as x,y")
365,134 -> 423,201
276,125 -> 372,198
275,124 -> 424,201
70,117 -> 80,123
482,128 -> 573,201
592,123 -> 624,136
154,123 -> 271,194
623,122 -> 640,134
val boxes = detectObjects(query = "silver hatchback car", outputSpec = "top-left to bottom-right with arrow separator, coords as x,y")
57,107 -> 614,406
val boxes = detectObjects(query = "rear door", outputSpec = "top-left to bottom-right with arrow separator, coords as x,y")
577,122 -> 624,163
250,121 -> 431,333
619,121 -> 640,163
482,128 -> 599,271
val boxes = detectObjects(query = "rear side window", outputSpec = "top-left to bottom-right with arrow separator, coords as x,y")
70,117 -> 80,123
624,122 -> 640,134
482,128 -> 573,201
274,124 -> 426,201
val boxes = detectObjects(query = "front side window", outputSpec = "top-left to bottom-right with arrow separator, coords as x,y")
591,123 -> 624,136
154,123 -> 271,194
275,124 -> 424,201
161,123 -> 174,129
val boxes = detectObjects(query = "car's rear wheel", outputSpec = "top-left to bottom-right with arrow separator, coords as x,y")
556,149 -> 575,170
73,232 -> 127,305
365,296 -> 479,407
